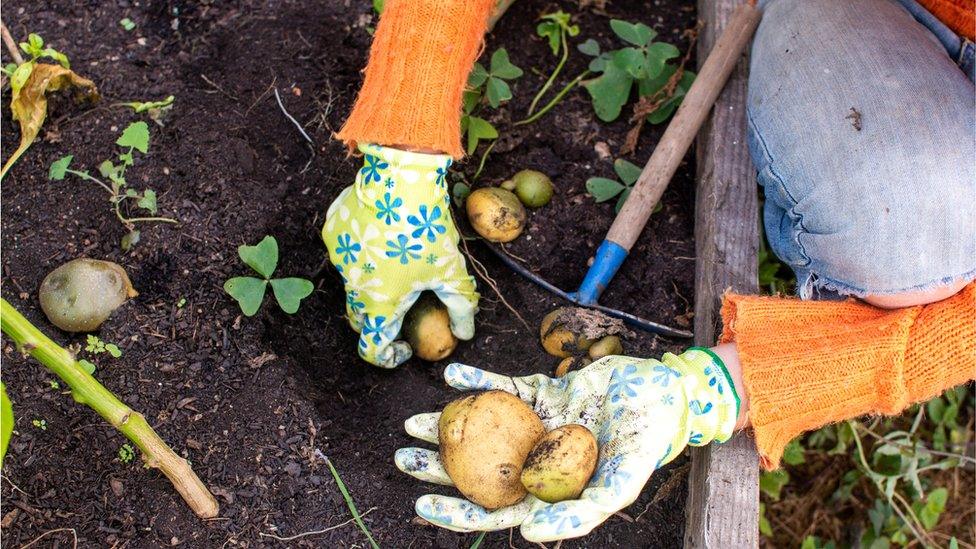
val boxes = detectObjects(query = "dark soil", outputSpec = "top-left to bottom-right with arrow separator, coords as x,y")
1,1 -> 698,547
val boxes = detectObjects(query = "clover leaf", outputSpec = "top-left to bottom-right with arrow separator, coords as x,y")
224,236 -> 314,316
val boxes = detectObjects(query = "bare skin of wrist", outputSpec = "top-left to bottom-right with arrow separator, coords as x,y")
711,342 -> 751,430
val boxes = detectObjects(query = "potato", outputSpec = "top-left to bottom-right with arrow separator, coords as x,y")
439,390 -> 545,509
521,424 -> 598,503
588,336 -> 623,360
506,170 -> 553,208
555,356 -> 591,378
402,293 -> 457,361
540,308 -> 594,358
39,258 -> 138,332
466,187 -> 526,243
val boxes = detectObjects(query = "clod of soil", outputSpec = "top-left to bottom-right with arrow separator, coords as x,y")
439,390 -> 545,509
521,424 -> 598,503
466,187 -> 526,242
38,258 -> 137,332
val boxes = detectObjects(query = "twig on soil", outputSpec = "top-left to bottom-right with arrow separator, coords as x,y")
621,23 -> 702,155
1,20 -> 25,65
324,457 -> 380,549
199,73 -> 239,102
259,507 -> 378,541
17,527 -> 77,549
274,88 -> 313,144
459,236 -> 530,330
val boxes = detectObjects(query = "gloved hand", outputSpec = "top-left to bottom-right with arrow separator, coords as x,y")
394,349 -> 739,542
323,144 -> 479,368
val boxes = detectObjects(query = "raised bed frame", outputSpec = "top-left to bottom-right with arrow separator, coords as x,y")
684,0 -> 761,546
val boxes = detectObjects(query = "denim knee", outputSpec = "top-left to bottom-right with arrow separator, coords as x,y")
748,0 -> 976,298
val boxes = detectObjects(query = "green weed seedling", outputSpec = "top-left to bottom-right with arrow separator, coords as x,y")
224,236 -> 314,316
119,18 -> 136,31
119,443 -> 135,464
32,419 -> 47,430
50,121 -> 177,249
0,33 -> 69,83
522,11 -> 579,118
119,95 -> 174,126
85,335 -> 122,358
586,158 -> 663,214
578,20 -> 694,124
462,48 -> 522,156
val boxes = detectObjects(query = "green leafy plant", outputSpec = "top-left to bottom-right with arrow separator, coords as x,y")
0,299 -> 218,515
522,11 -> 579,119
586,158 -> 662,213
224,236 -> 314,316
1,33 -> 98,181
119,443 -> 135,464
119,18 -> 136,31
85,335 -> 122,358
50,121 -> 177,249
578,20 -> 694,124
462,48 -> 522,155
118,95 -> 174,126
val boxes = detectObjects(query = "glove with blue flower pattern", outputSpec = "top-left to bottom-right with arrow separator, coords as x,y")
394,348 -> 740,542
323,144 -> 479,368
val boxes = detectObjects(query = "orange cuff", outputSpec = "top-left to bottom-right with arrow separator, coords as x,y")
335,0 -> 496,159
721,282 -> 975,470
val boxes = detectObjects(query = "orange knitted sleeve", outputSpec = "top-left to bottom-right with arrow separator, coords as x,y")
720,282 -> 975,470
335,0 -> 497,159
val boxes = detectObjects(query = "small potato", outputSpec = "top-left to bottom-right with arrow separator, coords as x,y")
521,424 -> 598,503
402,293 -> 457,361
439,390 -> 545,509
588,336 -> 623,360
555,356 -> 591,378
39,258 -> 138,332
507,170 -> 553,209
466,187 -> 526,243
540,308 -> 594,358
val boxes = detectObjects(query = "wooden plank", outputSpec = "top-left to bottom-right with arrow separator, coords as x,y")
684,0 -> 761,547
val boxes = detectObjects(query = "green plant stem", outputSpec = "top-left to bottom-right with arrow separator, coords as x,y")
325,457 -> 380,549
0,299 -> 219,519
515,70 -> 589,126
526,28 -> 569,116
472,139 -> 498,181
67,169 -> 177,227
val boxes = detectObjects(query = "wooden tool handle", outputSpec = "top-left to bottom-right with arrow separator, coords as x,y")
606,1 -> 761,251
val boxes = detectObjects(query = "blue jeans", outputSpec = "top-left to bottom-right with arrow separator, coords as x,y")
748,0 -> 976,299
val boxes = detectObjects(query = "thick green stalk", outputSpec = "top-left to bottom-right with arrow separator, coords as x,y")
0,299 -> 219,519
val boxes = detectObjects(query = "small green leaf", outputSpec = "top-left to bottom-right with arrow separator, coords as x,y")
1,383 -> 13,465
461,90 -> 481,115
138,189 -> 158,214
270,278 -> 314,314
28,33 -> 44,51
782,438 -> 806,466
643,42 -> 681,80
116,121 -> 150,153
468,63 -> 489,88
105,344 -> 122,358
612,47 -> 645,78
615,187 -> 632,212
758,502 -> 772,537
585,177 -> 625,202
927,396 -> 946,423
98,159 -> 119,179
759,469 -> 790,501
373,0 -> 385,13
49,155 -> 73,180
224,276 -> 268,316
485,77 -> 512,108
121,230 -> 141,251
10,62 -> 34,94
613,159 -> 642,185
609,19 -> 655,46
120,18 -> 136,31
489,48 -> 522,80
583,62 -> 634,122
537,21 -> 561,56
78,359 -> 97,375
238,236 -> 279,279
40,48 -> 70,68
121,95 -> 175,113
465,116 -> 498,155
577,38 -> 601,57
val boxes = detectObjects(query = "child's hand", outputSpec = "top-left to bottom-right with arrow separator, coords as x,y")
394,351 -> 739,542
323,144 -> 479,368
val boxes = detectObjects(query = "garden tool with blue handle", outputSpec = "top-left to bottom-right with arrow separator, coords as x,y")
486,1 -> 762,338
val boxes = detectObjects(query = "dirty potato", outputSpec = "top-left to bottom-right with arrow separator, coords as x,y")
540,307 -> 594,358
588,336 -> 623,360
521,424 -> 598,503
39,258 -> 138,332
402,293 -> 457,361
439,390 -> 545,509
465,187 -> 526,243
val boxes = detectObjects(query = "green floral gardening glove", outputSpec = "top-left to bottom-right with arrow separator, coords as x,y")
323,144 -> 479,368
394,348 -> 739,542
